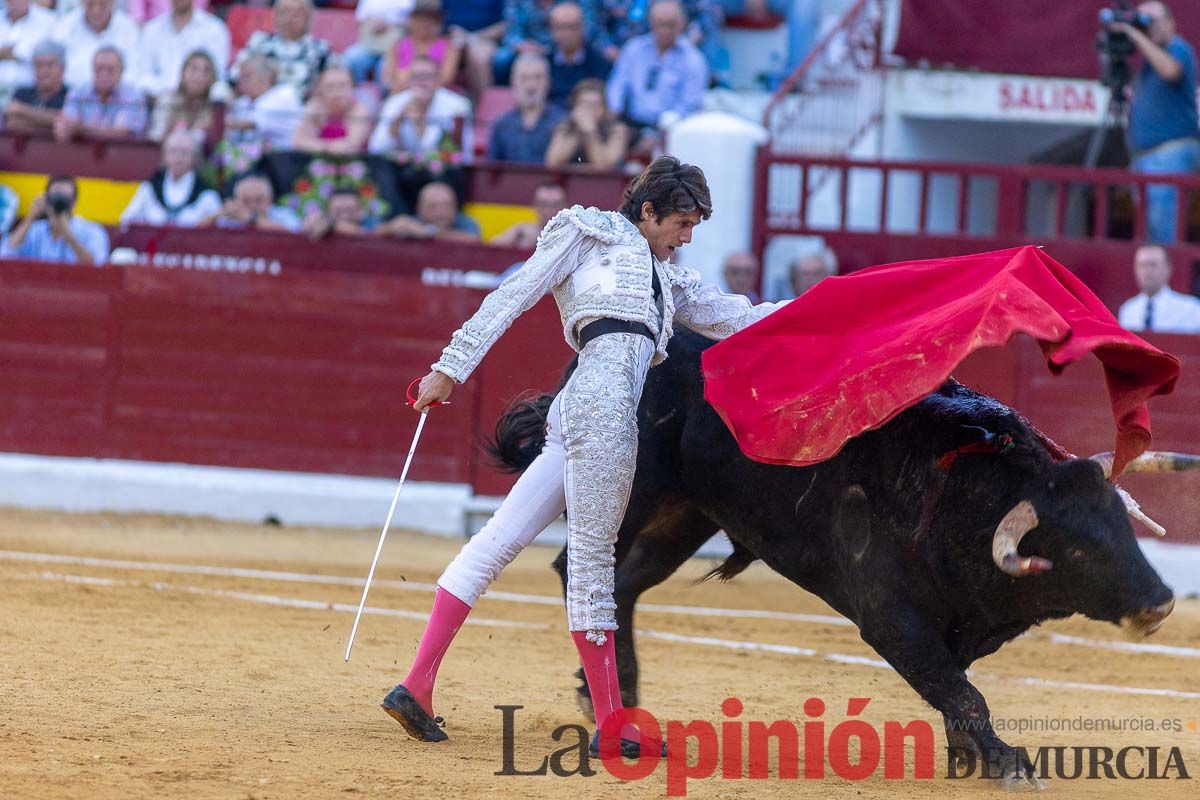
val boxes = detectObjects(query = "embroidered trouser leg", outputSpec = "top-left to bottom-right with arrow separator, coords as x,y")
560,332 -> 654,643
437,393 -> 567,606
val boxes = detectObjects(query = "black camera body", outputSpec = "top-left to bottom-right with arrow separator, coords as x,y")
45,193 -> 72,216
1096,2 -> 1152,91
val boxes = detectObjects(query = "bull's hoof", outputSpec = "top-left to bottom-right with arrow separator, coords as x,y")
589,729 -> 668,759
381,684 -> 448,742
574,668 -> 596,722
997,770 -> 1046,792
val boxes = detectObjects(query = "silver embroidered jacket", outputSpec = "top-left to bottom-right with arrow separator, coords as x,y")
432,205 -> 789,383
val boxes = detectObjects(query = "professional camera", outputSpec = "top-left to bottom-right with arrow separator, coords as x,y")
1096,1 -> 1151,91
45,192 -> 72,216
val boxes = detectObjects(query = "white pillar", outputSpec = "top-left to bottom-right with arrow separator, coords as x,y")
665,111 -> 769,285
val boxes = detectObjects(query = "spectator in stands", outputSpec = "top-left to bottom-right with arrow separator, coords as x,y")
1117,243 -> 1200,333
789,248 -> 836,297
148,50 -> 217,144
3,39 -> 68,133
490,182 -> 567,248
225,54 -> 305,152
487,54 -> 564,163
444,0 -> 504,98
52,0 -> 140,90
0,0 -> 57,100
545,78 -> 628,170
367,55 -> 470,160
380,179 -> 480,241
202,173 -> 301,231
54,46 -> 148,142
721,251 -> 760,302
606,0 -> 707,149
495,0 -> 610,86
119,129 -> 222,226
1115,2 -> 1199,244
547,1 -> 611,107
343,0 -> 412,84
292,63 -> 371,154
605,0 -> 722,79
382,0 -> 462,93
136,0 -> 231,97
230,0 -> 331,98
0,175 -> 109,265
303,186 -> 375,238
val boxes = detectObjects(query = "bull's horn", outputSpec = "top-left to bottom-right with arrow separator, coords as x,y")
1113,485 -> 1167,538
1089,451 -> 1200,479
992,500 -> 1053,577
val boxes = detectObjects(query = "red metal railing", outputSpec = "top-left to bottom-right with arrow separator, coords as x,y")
754,152 -> 1200,248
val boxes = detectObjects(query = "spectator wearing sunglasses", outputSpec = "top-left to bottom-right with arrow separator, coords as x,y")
605,0 -> 706,151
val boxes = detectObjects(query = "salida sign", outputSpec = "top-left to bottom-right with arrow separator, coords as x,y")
998,79 -> 1099,115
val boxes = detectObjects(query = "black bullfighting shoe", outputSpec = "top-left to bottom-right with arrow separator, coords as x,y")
381,684 -> 448,742
589,729 -> 668,759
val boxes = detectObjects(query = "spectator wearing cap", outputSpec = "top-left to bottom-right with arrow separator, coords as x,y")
545,78 -> 629,170
1,175 -> 110,265
120,129 -> 222,226
547,1 -> 611,107
51,0 -> 140,90
0,0 -> 57,98
3,39 -> 68,132
382,0 -> 462,93
379,179 -> 481,242
342,0 -> 413,84
202,173 -> 302,232
230,0 -> 331,97
225,54 -> 305,152
136,0 -> 231,97
148,50 -> 218,144
494,0 -> 610,86
606,0 -> 707,138
54,45 -> 148,142
487,54 -> 564,164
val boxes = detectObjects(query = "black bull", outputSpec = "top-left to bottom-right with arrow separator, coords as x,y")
490,330 -> 1183,785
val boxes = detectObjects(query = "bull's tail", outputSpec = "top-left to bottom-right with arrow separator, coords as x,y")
486,393 -> 555,473
702,539 -> 759,582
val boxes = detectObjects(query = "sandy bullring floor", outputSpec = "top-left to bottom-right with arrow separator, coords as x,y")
0,507 -> 1197,799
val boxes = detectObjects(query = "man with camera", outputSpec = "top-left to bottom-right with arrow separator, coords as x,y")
0,175 -> 110,265
1112,1 -> 1199,243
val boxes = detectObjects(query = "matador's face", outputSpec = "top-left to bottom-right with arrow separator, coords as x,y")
638,208 -> 703,262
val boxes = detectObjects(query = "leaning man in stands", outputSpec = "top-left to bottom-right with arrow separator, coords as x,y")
3,40 -> 69,133
1,175 -> 110,265
54,45 -> 148,142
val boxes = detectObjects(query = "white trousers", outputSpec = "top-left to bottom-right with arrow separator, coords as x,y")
437,332 -> 654,643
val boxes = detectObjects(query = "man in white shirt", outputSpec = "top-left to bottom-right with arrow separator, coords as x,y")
368,56 -> 472,156
52,0 -> 140,89
0,0 -> 56,98
137,0 -> 231,96
226,54 -> 304,150
1117,243 -> 1200,334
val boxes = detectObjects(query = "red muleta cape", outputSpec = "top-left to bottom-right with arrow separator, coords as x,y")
701,246 -> 1181,479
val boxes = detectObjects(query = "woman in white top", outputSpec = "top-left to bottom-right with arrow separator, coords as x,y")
120,129 -> 221,227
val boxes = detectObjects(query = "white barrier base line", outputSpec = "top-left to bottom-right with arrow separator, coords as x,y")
14,570 -> 1200,701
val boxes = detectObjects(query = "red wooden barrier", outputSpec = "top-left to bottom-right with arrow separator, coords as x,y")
0,260 -> 1196,542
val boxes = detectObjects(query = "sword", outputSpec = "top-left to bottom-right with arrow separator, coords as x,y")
344,379 -> 443,662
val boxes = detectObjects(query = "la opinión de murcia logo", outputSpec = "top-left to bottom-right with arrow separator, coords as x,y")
494,699 -> 1193,795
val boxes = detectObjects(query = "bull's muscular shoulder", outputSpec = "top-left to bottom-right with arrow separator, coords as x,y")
549,205 -> 642,246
